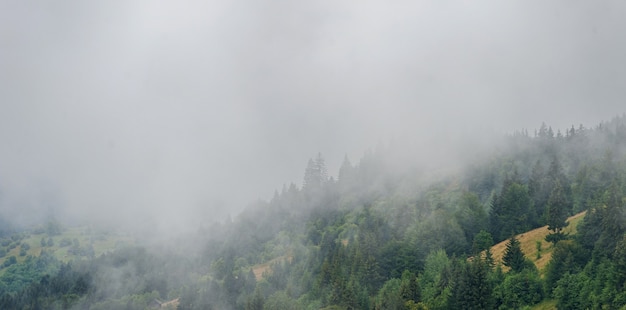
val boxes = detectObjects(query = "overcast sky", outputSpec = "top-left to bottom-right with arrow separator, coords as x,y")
1,0 -> 625,230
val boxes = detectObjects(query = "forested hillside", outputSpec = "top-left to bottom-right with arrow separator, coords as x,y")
2,115 -> 626,309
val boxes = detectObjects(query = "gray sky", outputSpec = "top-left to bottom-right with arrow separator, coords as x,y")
1,0 -> 625,230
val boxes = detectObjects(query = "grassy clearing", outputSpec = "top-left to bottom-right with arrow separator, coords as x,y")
0,226 -> 133,274
251,255 -> 293,281
490,211 -> 586,273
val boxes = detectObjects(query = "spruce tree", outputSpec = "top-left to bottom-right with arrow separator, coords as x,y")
545,179 -> 569,245
489,173 -> 532,242
528,160 -> 547,226
400,270 -> 420,304
503,237 -> 526,272
303,153 -> 328,191
451,258 -> 492,310
595,181 -> 626,257
472,230 -> 494,254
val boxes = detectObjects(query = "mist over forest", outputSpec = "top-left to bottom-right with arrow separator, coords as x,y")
1,0 -> 626,309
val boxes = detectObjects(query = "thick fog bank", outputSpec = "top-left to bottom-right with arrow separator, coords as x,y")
1,0 -> 625,233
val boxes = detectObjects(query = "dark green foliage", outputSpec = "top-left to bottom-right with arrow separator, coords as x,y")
577,182 -> 626,258
419,249 -> 452,310
572,164 -> 602,212
554,272 -> 591,310
552,258 -> 626,309
502,237 -> 526,273
490,177 -> 532,243
528,160 -> 549,226
545,180 -> 570,244
0,251 -> 60,296
449,258 -> 492,310
472,230 -> 493,254
379,241 -> 422,279
455,192 -> 488,248
373,278 -> 404,310
613,235 -> 626,289
595,183 -> 626,258
245,288 -> 264,310
411,208 -> 468,256
546,157 -> 573,215
400,270 -> 420,304
496,269 -> 544,309
544,241 -> 587,292
544,232 -> 567,245
576,206 -> 603,252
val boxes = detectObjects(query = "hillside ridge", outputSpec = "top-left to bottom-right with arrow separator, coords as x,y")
490,211 -> 586,272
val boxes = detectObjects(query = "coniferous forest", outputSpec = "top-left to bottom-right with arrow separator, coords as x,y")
2,115 -> 626,309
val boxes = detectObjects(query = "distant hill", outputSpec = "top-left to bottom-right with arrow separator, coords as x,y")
0,226 -> 133,275
2,115 -> 626,309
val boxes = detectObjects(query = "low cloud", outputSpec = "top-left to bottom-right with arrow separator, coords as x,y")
1,0 -> 624,232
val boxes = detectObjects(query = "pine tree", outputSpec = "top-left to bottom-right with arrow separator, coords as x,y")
503,237 -> 526,272
614,235 -> 626,287
472,230 -> 493,254
595,181 -> 626,258
245,288 -> 264,310
338,154 -> 353,184
400,270 -> 420,304
303,153 -> 328,191
303,158 -> 318,190
485,249 -> 495,268
545,179 -> 569,245
489,173 -> 532,242
547,156 -> 573,214
452,258 -> 492,310
528,160 -> 547,226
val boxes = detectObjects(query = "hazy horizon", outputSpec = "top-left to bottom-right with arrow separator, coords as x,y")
1,0 -> 625,232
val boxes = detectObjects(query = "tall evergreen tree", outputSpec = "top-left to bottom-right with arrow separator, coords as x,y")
303,153 -> 328,191
338,154 -> 353,184
503,237 -> 526,273
472,230 -> 493,254
545,179 -> 570,245
400,270 -> 420,304
595,181 -> 626,258
455,192 -> 488,247
490,173 -> 532,242
451,258 -> 492,310
547,156 -> 572,214
528,160 -> 548,225
245,288 -> 264,310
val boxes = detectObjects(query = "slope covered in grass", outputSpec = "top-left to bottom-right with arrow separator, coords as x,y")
490,211 -> 586,273
0,226 -> 133,275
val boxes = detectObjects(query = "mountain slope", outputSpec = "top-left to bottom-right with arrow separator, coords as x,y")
490,211 -> 586,273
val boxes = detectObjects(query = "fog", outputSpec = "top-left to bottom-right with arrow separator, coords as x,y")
1,0 -> 625,232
